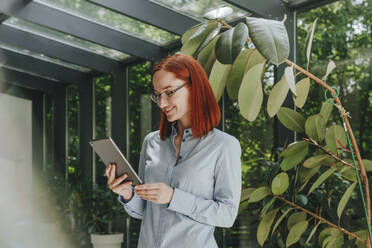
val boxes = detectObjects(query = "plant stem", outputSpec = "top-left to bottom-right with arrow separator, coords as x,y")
284,59 -> 371,248
303,138 -> 356,170
276,196 -> 366,244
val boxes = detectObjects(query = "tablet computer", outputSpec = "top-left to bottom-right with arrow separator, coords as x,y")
89,137 -> 143,186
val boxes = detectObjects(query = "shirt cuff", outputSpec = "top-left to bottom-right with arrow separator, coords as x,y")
166,187 -> 196,216
118,186 -> 142,207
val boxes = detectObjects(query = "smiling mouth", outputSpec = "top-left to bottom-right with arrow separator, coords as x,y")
165,106 -> 175,115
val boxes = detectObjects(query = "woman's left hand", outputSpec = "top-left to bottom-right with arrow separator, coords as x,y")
134,182 -> 174,204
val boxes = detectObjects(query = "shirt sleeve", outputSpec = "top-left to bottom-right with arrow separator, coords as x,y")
166,137 -> 242,228
118,134 -> 149,219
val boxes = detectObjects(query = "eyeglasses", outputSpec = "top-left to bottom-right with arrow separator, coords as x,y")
150,83 -> 187,104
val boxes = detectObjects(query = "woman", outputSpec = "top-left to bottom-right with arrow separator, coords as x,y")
106,53 -> 241,248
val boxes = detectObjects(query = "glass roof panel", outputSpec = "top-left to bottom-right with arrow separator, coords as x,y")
3,17 -> 131,61
150,0 -> 251,22
36,0 -> 180,46
0,41 -> 91,72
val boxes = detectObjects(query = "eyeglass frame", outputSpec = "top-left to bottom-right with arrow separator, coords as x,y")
150,82 -> 188,104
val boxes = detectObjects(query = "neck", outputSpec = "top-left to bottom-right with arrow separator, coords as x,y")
176,118 -> 191,135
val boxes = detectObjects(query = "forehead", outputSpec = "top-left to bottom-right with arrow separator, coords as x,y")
153,70 -> 184,91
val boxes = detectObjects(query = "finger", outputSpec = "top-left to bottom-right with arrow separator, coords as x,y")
111,173 -> 129,188
138,194 -> 158,202
107,164 -> 116,185
112,181 -> 132,191
105,163 -> 112,177
135,183 -> 159,190
134,189 -> 159,195
136,191 -> 158,197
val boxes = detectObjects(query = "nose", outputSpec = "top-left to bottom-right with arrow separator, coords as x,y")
157,95 -> 168,108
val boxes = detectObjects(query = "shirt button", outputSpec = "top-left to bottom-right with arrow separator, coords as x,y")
185,130 -> 189,133
182,139 -> 185,142
179,156 -> 182,159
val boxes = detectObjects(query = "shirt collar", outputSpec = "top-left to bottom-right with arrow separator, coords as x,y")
171,122 -> 193,137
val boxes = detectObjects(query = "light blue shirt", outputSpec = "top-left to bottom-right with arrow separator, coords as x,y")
119,123 -> 242,248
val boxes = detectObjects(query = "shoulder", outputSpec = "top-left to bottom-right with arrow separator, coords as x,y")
207,128 -> 241,150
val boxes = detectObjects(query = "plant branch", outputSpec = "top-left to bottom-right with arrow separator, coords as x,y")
285,59 -> 371,245
303,138 -> 356,170
276,196 -> 366,244
220,23 -> 371,246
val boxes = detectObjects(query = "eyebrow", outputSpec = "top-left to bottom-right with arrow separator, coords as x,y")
154,85 -> 172,93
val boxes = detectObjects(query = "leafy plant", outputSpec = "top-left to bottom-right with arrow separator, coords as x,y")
180,14 -> 372,248
86,183 -> 127,235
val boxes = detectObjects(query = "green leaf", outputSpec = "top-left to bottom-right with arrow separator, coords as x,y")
194,22 -> 222,56
272,208 -> 293,234
240,187 -> 256,202
287,212 -> 306,230
238,63 -> 266,121
337,181 -> 357,219
248,186 -> 272,203
286,221 -> 308,247
305,222 -> 321,245
257,208 -> 280,246
267,73 -> 290,117
320,100 -> 334,124
181,21 -> 220,57
228,49 -> 265,100
280,141 -> 309,171
215,22 -> 248,64
277,107 -> 306,133
339,166 -> 357,182
349,230 -> 367,248
306,18 -> 318,70
293,78 -> 310,108
280,141 -> 309,158
308,167 -> 337,195
303,155 -> 329,169
181,23 -> 203,44
322,60 -> 336,82
271,172 -> 289,195
197,34 -> 220,77
299,165 -> 321,184
363,159 -> 372,172
325,125 -> 347,155
227,49 -> 254,100
296,194 -> 308,206
261,197 -> 276,216
305,114 -> 326,143
285,65 -> 296,96
209,60 -> 232,101
238,200 -> 250,215
246,17 -> 289,65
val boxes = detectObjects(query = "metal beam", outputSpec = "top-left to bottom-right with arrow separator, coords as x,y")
0,82 -> 40,100
224,0 -> 291,20
287,0 -> 339,12
88,0 -> 199,35
0,66 -> 64,93
0,0 -> 169,61
0,24 -> 122,74
0,13 -> 9,23
32,91 -> 44,173
79,79 -> 94,186
0,47 -> 90,84
53,85 -> 67,174
111,67 -> 128,158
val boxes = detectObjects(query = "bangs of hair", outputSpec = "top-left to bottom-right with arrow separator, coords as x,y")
153,54 -> 220,140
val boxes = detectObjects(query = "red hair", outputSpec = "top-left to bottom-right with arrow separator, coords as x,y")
153,53 -> 221,140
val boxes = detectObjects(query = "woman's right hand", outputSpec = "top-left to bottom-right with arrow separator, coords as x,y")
106,163 -> 134,202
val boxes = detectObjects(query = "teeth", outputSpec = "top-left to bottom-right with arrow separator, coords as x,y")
165,106 -> 174,113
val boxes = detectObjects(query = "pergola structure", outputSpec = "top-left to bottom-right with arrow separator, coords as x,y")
0,0 -> 337,198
